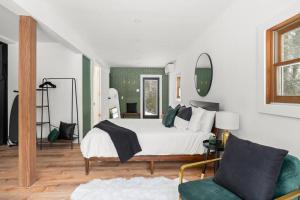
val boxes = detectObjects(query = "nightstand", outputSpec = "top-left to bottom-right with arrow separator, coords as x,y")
201,139 -> 224,178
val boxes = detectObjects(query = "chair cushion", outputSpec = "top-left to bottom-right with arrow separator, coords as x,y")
179,178 -> 241,200
213,134 -> 288,200
274,155 -> 300,198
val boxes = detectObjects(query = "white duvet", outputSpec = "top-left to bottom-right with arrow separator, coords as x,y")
80,119 -> 210,158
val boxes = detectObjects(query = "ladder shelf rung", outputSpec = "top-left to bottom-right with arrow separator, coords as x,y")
36,122 -> 50,126
36,105 -> 49,108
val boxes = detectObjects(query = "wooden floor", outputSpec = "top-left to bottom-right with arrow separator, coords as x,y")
0,144 -> 213,200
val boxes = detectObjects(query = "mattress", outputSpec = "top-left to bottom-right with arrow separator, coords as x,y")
80,119 -> 211,158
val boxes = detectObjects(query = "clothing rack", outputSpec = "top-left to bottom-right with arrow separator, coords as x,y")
38,78 -> 80,149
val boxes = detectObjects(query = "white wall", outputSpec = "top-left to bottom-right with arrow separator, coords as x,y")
168,71 -> 177,107
172,0 -> 300,156
1,0 -> 108,68
169,68 -> 183,107
100,67 -> 110,120
8,43 -> 83,140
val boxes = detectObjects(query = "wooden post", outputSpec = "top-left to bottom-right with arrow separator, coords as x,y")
19,16 -> 37,187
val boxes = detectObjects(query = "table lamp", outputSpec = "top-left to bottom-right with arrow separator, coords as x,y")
216,111 -> 239,145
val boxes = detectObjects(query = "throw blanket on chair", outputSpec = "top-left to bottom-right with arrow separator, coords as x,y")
94,120 -> 142,162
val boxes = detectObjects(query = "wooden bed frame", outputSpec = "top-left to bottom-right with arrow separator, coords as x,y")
84,100 -> 219,175
84,154 -> 211,175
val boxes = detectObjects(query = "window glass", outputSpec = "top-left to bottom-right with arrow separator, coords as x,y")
144,79 -> 158,116
281,26 -> 300,61
277,63 -> 300,96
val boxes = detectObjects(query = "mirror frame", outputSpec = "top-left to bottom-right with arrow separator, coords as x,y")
194,53 -> 213,97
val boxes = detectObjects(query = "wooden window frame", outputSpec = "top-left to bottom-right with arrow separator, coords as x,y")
176,76 -> 181,100
266,13 -> 300,104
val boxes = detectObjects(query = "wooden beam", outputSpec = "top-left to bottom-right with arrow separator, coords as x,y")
19,16 -> 37,187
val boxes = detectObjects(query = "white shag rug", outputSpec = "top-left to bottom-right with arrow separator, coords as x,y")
71,177 -> 180,200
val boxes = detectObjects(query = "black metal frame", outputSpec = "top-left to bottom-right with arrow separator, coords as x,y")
36,87 -> 51,150
0,42 -> 8,145
142,77 -> 160,119
38,78 -> 80,149
195,53 -> 213,97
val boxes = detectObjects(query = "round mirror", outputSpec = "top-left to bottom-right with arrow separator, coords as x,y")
194,53 -> 213,97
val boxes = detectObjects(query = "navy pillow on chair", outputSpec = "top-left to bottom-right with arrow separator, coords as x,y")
213,134 -> 288,200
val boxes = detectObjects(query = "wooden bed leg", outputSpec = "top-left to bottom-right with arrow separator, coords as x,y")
200,173 -> 205,179
150,161 -> 154,175
85,158 -> 90,175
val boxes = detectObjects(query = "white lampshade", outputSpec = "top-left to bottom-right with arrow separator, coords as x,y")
216,111 -> 239,130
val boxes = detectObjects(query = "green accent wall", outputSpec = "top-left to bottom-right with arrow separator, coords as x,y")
195,68 -> 212,96
110,67 -> 169,114
82,55 -> 91,136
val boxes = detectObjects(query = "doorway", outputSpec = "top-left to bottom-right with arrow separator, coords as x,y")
140,75 -> 162,119
0,41 -> 8,145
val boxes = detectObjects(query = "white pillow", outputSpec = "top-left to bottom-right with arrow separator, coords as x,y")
174,116 -> 189,130
199,110 -> 216,133
188,107 -> 205,132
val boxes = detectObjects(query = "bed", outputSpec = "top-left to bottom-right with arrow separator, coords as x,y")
81,100 -> 219,174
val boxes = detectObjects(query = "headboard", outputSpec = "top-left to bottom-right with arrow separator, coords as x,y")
190,100 -> 219,111
190,100 -> 219,134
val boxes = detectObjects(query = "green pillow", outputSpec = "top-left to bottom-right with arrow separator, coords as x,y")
47,128 -> 59,143
162,104 -> 181,127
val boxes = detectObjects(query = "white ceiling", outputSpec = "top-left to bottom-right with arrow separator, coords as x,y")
39,0 -> 234,67
0,4 -> 55,43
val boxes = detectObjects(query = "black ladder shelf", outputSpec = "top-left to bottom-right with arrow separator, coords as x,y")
36,87 -> 52,150
37,78 -> 80,150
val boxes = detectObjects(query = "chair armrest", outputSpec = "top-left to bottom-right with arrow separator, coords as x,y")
275,189 -> 300,200
179,158 -> 221,184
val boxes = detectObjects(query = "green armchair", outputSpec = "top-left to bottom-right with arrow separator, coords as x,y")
178,155 -> 300,200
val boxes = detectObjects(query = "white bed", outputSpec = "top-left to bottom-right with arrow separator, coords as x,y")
81,101 -> 219,174
81,119 -> 211,159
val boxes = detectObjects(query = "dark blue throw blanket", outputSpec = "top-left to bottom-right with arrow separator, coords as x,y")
94,120 -> 142,162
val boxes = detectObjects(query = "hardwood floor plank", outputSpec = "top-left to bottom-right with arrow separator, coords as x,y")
0,145 -> 213,199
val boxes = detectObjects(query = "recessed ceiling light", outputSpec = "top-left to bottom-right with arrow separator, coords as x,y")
133,18 -> 142,23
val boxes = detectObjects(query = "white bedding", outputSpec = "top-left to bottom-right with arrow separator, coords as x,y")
81,119 -> 211,158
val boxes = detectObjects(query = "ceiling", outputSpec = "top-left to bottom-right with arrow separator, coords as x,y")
39,0 -> 234,67
0,4 -> 55,43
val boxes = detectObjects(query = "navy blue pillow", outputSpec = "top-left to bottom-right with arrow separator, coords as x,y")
176,106 -> 192,121
214,135 -> 288,200
59,121 -> 76,140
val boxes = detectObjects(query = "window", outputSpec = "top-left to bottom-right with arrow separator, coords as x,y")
266,14 -> 300,104
143,77 -> 159,118
176,76 -> 181,101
